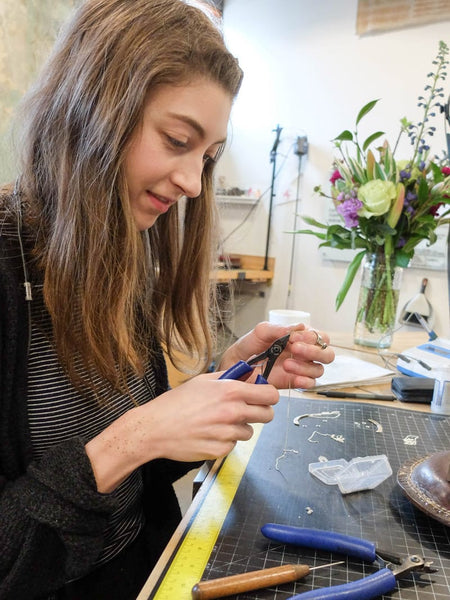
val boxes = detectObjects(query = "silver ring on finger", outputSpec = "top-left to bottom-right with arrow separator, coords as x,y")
311,329 -> 328,350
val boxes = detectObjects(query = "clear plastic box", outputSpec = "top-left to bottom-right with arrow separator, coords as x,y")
309,455 -> 392,494
307,459 -> 348,485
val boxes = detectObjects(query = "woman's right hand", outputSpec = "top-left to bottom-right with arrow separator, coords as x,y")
85,373 -> 279,493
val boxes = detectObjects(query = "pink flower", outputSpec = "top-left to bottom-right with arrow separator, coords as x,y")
330,169 -> 343,185
442,167 -> 450,176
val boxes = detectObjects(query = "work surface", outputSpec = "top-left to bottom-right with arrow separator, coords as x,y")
144,396 -> 450,600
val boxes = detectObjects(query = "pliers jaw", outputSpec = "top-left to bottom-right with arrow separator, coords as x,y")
247,333 -> 291,380
387,554 -> 437,578
376,547 -> 437,577
218,333 -> 291,384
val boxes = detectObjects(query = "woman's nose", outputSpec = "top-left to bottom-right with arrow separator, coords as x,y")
171,155 -> 203,199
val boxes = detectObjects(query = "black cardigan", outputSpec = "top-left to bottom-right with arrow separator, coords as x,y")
0,233 -> 198,599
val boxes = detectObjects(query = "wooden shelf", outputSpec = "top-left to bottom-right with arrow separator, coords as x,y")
212,254 -> 275,283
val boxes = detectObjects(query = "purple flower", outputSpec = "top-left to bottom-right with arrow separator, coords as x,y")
403,190 -> 417,215
336,197 -> 363,228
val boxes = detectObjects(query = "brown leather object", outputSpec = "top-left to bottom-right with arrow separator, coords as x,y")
398,451 -> 450,527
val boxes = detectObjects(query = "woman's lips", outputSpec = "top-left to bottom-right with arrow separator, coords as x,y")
146,190 -> 174,213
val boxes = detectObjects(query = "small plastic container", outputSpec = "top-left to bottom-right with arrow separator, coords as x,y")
308,459 -> 348,485
309,455 -> 392,494
336,455 -> 392,494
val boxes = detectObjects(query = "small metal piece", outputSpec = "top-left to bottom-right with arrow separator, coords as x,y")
293,411 -> 341,426
24,281 -> 33,301
367,418 -> 383,433
275,448 -> 299,472
293,414 -> 309,425
403,435 -> 419,446
308,431 -> 345,444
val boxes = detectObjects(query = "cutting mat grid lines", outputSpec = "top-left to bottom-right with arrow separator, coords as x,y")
200,398 -> 450,599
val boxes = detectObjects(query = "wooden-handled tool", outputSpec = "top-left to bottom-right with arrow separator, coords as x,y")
191,561 -> 341,600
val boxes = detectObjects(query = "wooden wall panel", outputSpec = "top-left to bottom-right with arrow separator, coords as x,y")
357,0 -> 450,34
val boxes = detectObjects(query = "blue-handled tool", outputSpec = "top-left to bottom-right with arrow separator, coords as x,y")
261,524 -> 436,600
261,524 -> 378,561
219,333 -> 290,385
288,569 -> 396,599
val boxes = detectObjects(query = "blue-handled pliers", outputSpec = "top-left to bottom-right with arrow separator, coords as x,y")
261,523 -> 436,600
219,333 -> 291,385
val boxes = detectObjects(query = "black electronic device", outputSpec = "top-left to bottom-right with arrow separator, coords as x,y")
391,376 -> 435,403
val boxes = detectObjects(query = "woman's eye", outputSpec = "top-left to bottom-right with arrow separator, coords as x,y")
167,135 -> 187,149
165,134 -> 217,165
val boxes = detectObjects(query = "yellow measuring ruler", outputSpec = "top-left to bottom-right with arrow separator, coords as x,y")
147,423 -> 263,600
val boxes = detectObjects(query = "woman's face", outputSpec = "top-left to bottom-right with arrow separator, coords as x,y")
124,78 -> 232,231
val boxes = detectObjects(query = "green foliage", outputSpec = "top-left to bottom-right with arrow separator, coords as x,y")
295,41 -> 450,310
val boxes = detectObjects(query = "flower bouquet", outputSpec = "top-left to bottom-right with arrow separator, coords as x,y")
297,41 -> 450,346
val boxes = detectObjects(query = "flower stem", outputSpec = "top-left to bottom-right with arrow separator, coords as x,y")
410,42 -> 449,165
355,252 -> 400,335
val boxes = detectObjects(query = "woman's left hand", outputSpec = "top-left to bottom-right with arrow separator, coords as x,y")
218,321 -> 335,390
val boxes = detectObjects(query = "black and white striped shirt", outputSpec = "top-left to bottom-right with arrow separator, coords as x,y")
27,291 -> 157,566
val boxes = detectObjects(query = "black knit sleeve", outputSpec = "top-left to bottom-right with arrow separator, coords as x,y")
0,237 -> 120,599
0,437 -> 120,599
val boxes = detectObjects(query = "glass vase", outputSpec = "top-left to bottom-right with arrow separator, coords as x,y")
353,252 -> 403,349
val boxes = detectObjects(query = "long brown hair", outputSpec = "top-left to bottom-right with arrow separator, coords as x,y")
16,0 -> 243,395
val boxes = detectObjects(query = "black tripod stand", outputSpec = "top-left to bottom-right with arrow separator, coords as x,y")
263,125 -> 282,270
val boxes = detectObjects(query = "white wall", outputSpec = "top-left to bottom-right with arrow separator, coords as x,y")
218,0 -> 450,340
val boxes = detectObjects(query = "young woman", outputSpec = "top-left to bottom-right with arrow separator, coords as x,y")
0,1 -> 334,598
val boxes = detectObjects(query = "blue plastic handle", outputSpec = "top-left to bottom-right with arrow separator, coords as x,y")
261,524 -> 377,562
219,360 -> 253,380
219,361 -> 268,384
287,568 -> 396,599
